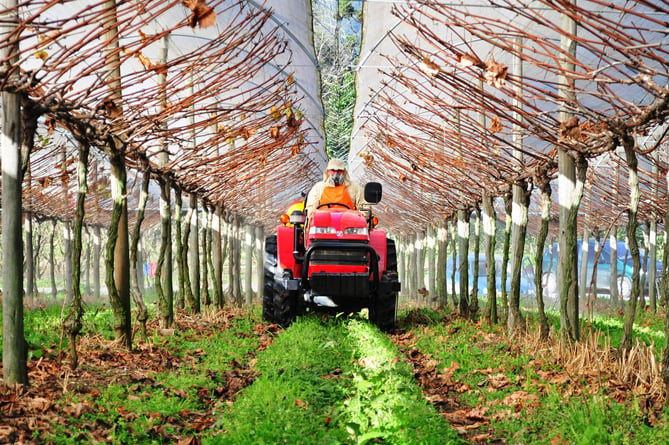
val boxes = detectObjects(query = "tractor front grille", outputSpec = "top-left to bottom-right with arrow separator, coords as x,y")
302,241 -> 379,304
310,272 -> 370,300
310,248 -> 369,266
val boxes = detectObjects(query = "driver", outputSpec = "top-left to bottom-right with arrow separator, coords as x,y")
305,158 -> 366,216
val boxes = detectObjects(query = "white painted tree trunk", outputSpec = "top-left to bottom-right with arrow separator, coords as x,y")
2,76 -> 27,384
557,1 -> 580,340
435,226 -> 448,307
244,224 -> 255,305
255,225 -> 265,302
427,225 -> 436,305
189,194 -> 200,308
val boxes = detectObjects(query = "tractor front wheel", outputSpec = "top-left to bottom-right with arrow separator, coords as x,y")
369,270 -> 399,332
273,271 -> 303,327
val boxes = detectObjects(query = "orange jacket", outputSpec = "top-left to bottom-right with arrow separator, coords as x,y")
305,179 -> 365,216
319,184 -> 354,209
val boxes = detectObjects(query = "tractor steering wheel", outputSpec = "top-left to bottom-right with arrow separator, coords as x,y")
317,202 -> 351,209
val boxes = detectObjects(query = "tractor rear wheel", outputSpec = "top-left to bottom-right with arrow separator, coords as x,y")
262,235 -> 277,323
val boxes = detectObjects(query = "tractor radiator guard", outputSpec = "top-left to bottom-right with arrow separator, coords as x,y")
301,241 -> 379,298
309,272 -> 370,299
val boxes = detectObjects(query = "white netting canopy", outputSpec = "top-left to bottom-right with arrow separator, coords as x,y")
1,0 -> 327,227
1,0 -> 668,234
349,0 -> 669,234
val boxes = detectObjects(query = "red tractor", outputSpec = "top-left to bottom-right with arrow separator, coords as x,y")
263,182 -> 400,331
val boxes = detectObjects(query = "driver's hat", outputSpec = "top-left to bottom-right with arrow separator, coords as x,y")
326,158 -> 346,171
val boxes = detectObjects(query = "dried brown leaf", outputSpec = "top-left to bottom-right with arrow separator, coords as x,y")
101,96 -> 122,118
359,152 -> 374,166
500,390 -> 539,409
484,57 -> 507,87
466,405 -> 489,420
560,116 -> 579,130
470,433 -> 494,442
488,373 -> 511,389
558,116 -> 581,141
63,402 -> 92,418
457,53 -> 479,68
489,116 -> 502,133
269,105 -> 282,121
419,57 -> 440,77
287,116 -> 301,128
269,126 -> 280,139
182,0 -> 216,29
442,361 -> 460,380
28,397 -> 52,413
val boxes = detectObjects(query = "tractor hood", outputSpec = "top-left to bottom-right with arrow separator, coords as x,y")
307,209 -> 369,242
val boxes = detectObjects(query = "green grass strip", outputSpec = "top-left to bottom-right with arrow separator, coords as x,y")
211,315 -> 462,445
340,318 -> 463,444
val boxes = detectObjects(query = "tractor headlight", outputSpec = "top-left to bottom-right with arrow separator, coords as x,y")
310,226 -> 336,235
344,227 -> 368,236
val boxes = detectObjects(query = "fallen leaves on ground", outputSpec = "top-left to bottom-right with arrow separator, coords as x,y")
0,308 -> 278,444
390,327 -> 504,443
390,311 -> 665,444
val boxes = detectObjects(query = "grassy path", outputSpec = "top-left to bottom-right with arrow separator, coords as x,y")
213,315 -> 463,444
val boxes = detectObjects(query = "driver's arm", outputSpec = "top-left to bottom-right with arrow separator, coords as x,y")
350,182 -> 367,210
305,182 -> 322,216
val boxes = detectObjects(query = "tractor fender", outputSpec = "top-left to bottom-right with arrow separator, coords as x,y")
369,229 -> 388,272
277,225 -> 302,278
276,276 -> 300,291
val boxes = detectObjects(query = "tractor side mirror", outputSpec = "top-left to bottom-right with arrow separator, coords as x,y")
364,182 -> 382,204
